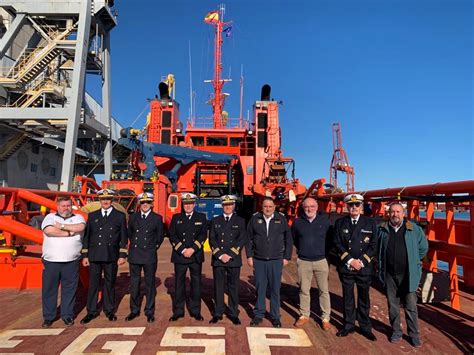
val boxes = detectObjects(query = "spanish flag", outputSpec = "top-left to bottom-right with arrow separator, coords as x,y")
204,11 -> 219,24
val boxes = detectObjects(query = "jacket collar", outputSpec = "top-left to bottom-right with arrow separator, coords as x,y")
380,219 -> 413,231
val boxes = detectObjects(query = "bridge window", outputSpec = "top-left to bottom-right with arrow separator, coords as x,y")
230,137 -> 242,147
191,136 -> 204,146
206,136 -> 228,146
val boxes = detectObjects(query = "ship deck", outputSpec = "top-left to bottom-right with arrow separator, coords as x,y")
0,242 -> 472,354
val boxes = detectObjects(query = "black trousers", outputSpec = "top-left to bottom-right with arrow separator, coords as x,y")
213,266 -> 241,318
173,262 -> 202,316
339,272 -> 373,331
129,262 -> 157,316
42,259 -> 79,320
385,272 -> 420,339
87,261 -> 118,315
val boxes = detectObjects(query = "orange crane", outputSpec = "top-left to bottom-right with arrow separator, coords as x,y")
329,123 -> 354,192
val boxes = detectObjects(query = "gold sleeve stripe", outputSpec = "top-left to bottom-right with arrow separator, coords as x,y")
340,252 -> 349,260
230,247 -> 240,255
363,254 -> 372,263
81,248 -> 88,253
120,248 -> 128,253
175,242 -> 183,250
194,240 -> 202,248
212,248 -> 220,255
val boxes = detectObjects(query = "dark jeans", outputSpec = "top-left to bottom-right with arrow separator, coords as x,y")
253,258 -> 283,320
42,259 -> 80,320
385,272 -> 420,339
129,262 -> 157,316
338,272 -> 373,331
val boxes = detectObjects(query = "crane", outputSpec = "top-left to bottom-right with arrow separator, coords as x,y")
329,123 -> 355,192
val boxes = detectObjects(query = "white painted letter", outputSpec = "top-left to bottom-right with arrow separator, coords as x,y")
61,327 -> 145,355
157,327 -> 225,355
0,328 -> 63,354
246,327 -> 312,355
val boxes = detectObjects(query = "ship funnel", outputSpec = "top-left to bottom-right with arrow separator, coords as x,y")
158,82 -> 170,99
261,84 -> 271,101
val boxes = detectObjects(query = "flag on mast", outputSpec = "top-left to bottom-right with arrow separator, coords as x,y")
204,11 -> 219,24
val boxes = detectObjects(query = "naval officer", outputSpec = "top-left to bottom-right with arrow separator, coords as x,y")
168,193 -> 208,321
209,195 -> 247,325
333,193 -> 378,340
125,192 -> 164,323
80,189 -> 128,324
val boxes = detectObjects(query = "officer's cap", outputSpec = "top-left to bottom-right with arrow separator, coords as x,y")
138,192 -> 154,202
344,193 -> 364,203
220,194 -> 237,205
97,189 -> 115,199
181,193 -> 197,204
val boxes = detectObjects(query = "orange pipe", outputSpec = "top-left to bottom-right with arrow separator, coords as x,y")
0,216 -> 43,244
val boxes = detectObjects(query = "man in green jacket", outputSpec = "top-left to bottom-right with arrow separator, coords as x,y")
378,202 -> 428,348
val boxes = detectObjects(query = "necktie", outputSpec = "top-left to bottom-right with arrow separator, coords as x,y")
225,216 -> 229,222
187,214 -> 191,220
352,219 -> 357,225
142,214 -> 146,220
104,210 -> 108,218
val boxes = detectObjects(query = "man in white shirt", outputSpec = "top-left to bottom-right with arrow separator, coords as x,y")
41,197 -> 85,327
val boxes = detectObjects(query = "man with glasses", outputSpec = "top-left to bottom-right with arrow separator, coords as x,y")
168,193 -> 208,322
246,197 -> 293,328
125,192 -> 164,323
80,189 -> 128,324
41,197 -> 86,327
334,194 -> 378,341
292,197 -> 332,330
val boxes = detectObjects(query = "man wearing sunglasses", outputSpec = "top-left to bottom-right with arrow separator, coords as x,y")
125,192 -> 164,323
334,194 -> 378,341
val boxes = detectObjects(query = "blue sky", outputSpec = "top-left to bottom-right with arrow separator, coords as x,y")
88,0 -> 473,190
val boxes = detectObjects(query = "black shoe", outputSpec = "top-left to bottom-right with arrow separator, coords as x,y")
62,317 -> 74,326
336,328 -> 355,337
250,317 -> 263,326
42,319 -> 53,328
147,315 -> 155,323
80,313 -> 98,325
361,330 -> 377,341
125,313 -> 140,321
209,315 -> 223,324
191,313 -> 204,321
272,319 -> 282,328
169,314 -> 184,322
106,313 -> 117,321
228,316 -> 241,325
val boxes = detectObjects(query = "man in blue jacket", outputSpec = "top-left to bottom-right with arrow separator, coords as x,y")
378,202 -> 428,348
292,197 -> 332,330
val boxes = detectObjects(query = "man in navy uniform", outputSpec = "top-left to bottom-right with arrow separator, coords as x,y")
246,197 -> 293,328
125,192 -> 164,323
209,195 -> 247,325
334,193 -> 378,341
168,193 -> 208,321
80,189 -> 128,324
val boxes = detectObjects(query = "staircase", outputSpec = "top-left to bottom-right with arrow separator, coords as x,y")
0,134 -> 29,161
10,79 -> 65,108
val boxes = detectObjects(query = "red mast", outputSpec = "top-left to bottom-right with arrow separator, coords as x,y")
330,123 -> 355,192
205,5 -> 231,128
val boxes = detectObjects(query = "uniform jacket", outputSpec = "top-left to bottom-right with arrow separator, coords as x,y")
246,212 -> 293,260
209,214 -> 247,267
82,208 -> 128,262
333,215 -> 378,275
127,211 -> 164,264
168,211 -> 207,264
378,220 -> 429,292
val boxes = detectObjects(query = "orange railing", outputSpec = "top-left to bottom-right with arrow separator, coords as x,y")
312,180 -> 474,310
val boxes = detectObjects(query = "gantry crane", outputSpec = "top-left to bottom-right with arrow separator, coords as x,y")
329,123 -> 355,192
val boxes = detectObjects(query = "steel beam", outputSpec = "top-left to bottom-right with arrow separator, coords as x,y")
0,13 -> 26,59
102,31 -> 113,180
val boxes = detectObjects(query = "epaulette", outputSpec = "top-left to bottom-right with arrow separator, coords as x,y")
279,212 -> 285,216
253,212 -> 259,216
